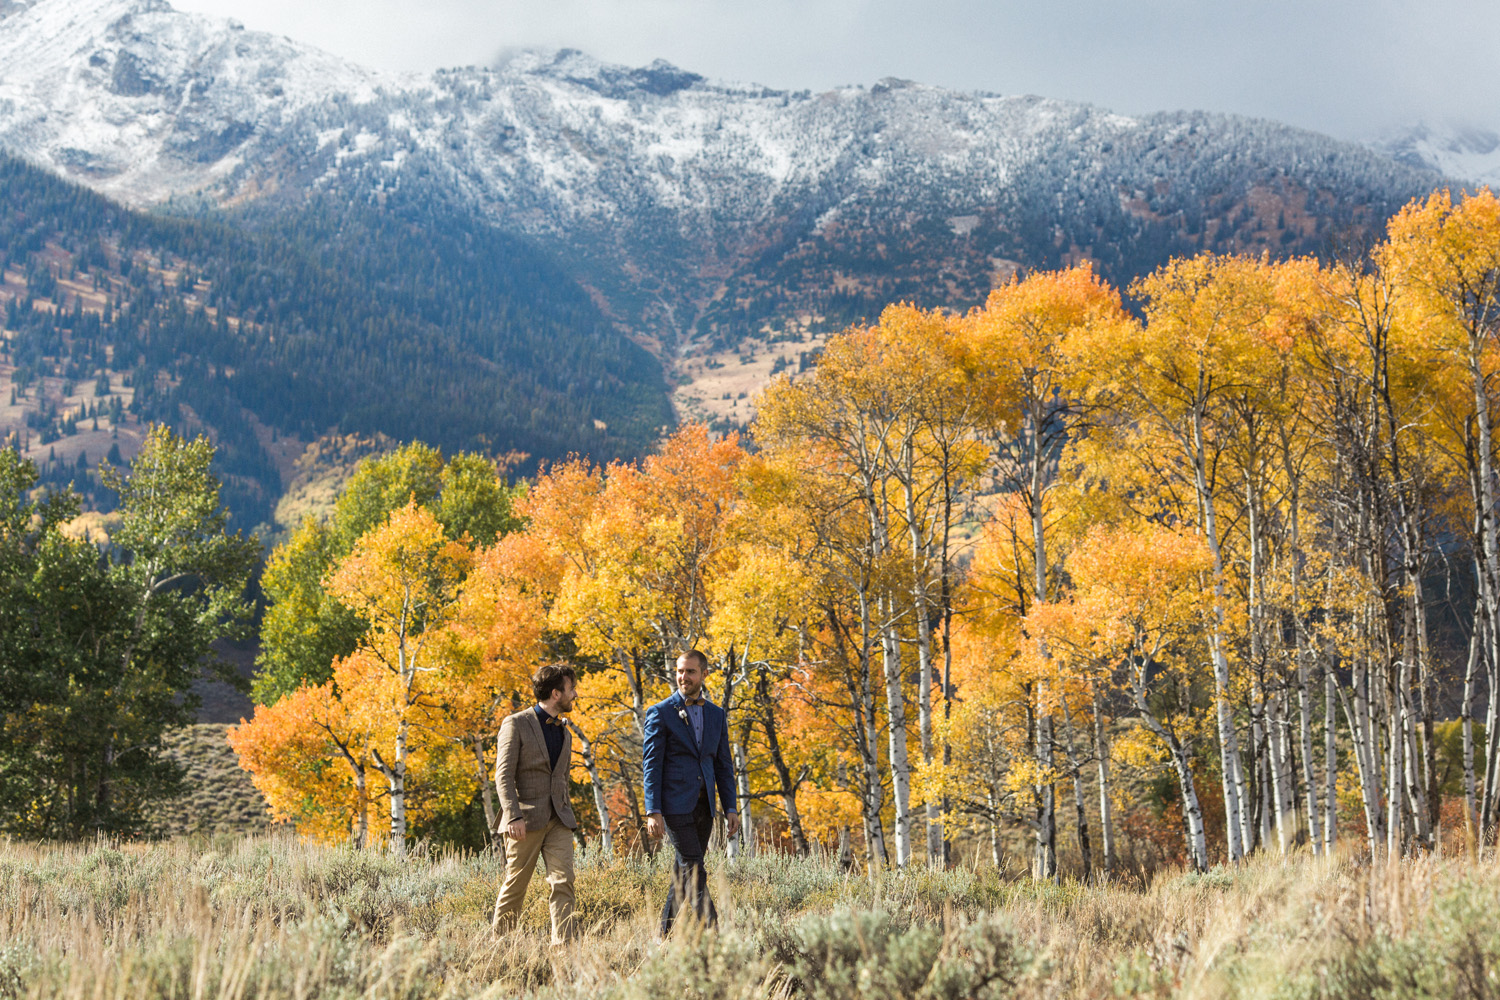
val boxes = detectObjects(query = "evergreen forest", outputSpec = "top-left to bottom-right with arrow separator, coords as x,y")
0,154 -> 671,529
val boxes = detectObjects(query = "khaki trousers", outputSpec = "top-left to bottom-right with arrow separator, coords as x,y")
491,816 -> 575,944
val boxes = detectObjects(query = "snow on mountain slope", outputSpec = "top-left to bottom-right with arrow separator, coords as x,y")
0,0 -> 1449,349
0,0 -> 390,202
0,0 -> 1435,229
1370,122 -> 1500,191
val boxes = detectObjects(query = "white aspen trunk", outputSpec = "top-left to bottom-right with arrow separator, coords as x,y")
1342,661 -> 1384,856
1192,408 -> 1248,860
1093,684 -> 1116,876
1284,436 -> 1320,855
1209,631 -> 1249,860
855,595 -> 889,865
903,477 -> 943,866
1463,609 -> 1482,841
327,732 -> 371,851
353,763 -> 368,851
1414,579 -> 1438,848
1133,669 -> 1207,871
1266,690 -> 1292,854
1033,700 -> 1057,880
1396,564 -> 1434,851
1385,672 -> 1404,856
860,723 -> 886,862
1029,424 -> 1057,880
1453,319 -> 1500,851
781,789 -> 808,854
759,680 -> 811,854
389,716 -> 408,857
1298,655 -> 1322,856
473,740 -> 497,838
1171,743 -> 1210,873
1248,487 -> 1289,854
563,722 -> 612,855
1471,495 -> 1500,842
588,777 -> 612,857
1277,692 -> 1297,846
730,741 -> 753,860
1473,344 -> 1500,843
881,616 -> 913,867
1258,744 -> 1273,849
862,707 -> 887,863
1483,656 -> 1500,835
621,649 -> 649,740
1323,668 -> 1338,855
1061,701 -> 1091,881
1399,657 -> 1431,850
913,596 -> 941,865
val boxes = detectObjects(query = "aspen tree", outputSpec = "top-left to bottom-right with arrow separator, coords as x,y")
324,502 -> 471,856
964,263 -> 1130,877
1382,189 -> 1500,843
1030,522 -> 1217,872
1098,256 -> 1285,860
759,318 -> 962,866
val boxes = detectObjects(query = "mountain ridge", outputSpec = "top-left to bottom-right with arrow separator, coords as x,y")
0,0 -> 1455,358
0,0 -> 1483,492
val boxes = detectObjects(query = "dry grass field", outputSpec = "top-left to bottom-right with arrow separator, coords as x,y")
672,329 -> 829,430
0,835 -> 1494,999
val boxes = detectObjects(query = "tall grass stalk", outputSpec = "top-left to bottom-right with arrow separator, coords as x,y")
0,835 -> 1494,998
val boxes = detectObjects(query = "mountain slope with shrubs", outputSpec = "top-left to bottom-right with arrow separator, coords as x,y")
0,153 -> 670,529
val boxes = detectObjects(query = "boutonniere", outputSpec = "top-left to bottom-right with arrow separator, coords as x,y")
677,707 -> 689,724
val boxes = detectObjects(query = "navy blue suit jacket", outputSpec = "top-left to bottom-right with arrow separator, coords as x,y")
642,690 -> 737,818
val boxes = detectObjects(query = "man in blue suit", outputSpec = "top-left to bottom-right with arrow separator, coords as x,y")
643,648 -> 739,935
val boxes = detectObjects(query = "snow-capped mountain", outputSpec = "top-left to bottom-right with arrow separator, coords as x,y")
0,0 -> 1450,351
1370,122 -> 1500,191
0,0 -> 391,203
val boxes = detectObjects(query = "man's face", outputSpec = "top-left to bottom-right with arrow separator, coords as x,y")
675,656 -> 704,697
555,678 -> 577,713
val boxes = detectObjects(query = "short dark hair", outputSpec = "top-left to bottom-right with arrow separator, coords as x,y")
532,663 -> 577,703
676,649 -> 708,671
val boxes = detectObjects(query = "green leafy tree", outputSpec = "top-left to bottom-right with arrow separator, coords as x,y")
0,426 -> 257,837
253,443 -> 521,705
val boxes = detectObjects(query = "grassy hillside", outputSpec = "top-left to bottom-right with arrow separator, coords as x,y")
155,725 -> 272,838
0,837 -> 1493,998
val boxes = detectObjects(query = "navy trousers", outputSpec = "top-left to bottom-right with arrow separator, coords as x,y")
660,790 -> 717,934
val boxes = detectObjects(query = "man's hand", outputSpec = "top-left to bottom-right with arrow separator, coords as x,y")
725,812 -> 741,839
506,819 -> 526,841
646,812 -> 664,839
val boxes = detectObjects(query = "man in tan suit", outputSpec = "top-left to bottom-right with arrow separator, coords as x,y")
492,663 -> 579,944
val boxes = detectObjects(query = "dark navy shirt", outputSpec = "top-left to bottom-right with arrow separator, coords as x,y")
533,704 -> 564,770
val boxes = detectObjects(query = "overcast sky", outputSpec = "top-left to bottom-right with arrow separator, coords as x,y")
171,0 -> 1500,139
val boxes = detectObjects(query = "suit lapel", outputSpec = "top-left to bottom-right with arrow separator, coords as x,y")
523,709 -> 551,771
701,702 -> 718,754
667,692 -> 703,758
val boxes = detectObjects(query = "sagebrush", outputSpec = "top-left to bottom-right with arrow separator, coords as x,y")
0,835 -> 1496,998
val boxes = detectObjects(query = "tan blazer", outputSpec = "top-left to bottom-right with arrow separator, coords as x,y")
495,708 -> 577,832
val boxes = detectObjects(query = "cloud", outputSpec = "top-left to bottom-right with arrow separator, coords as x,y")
170,0 -> 1500,138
